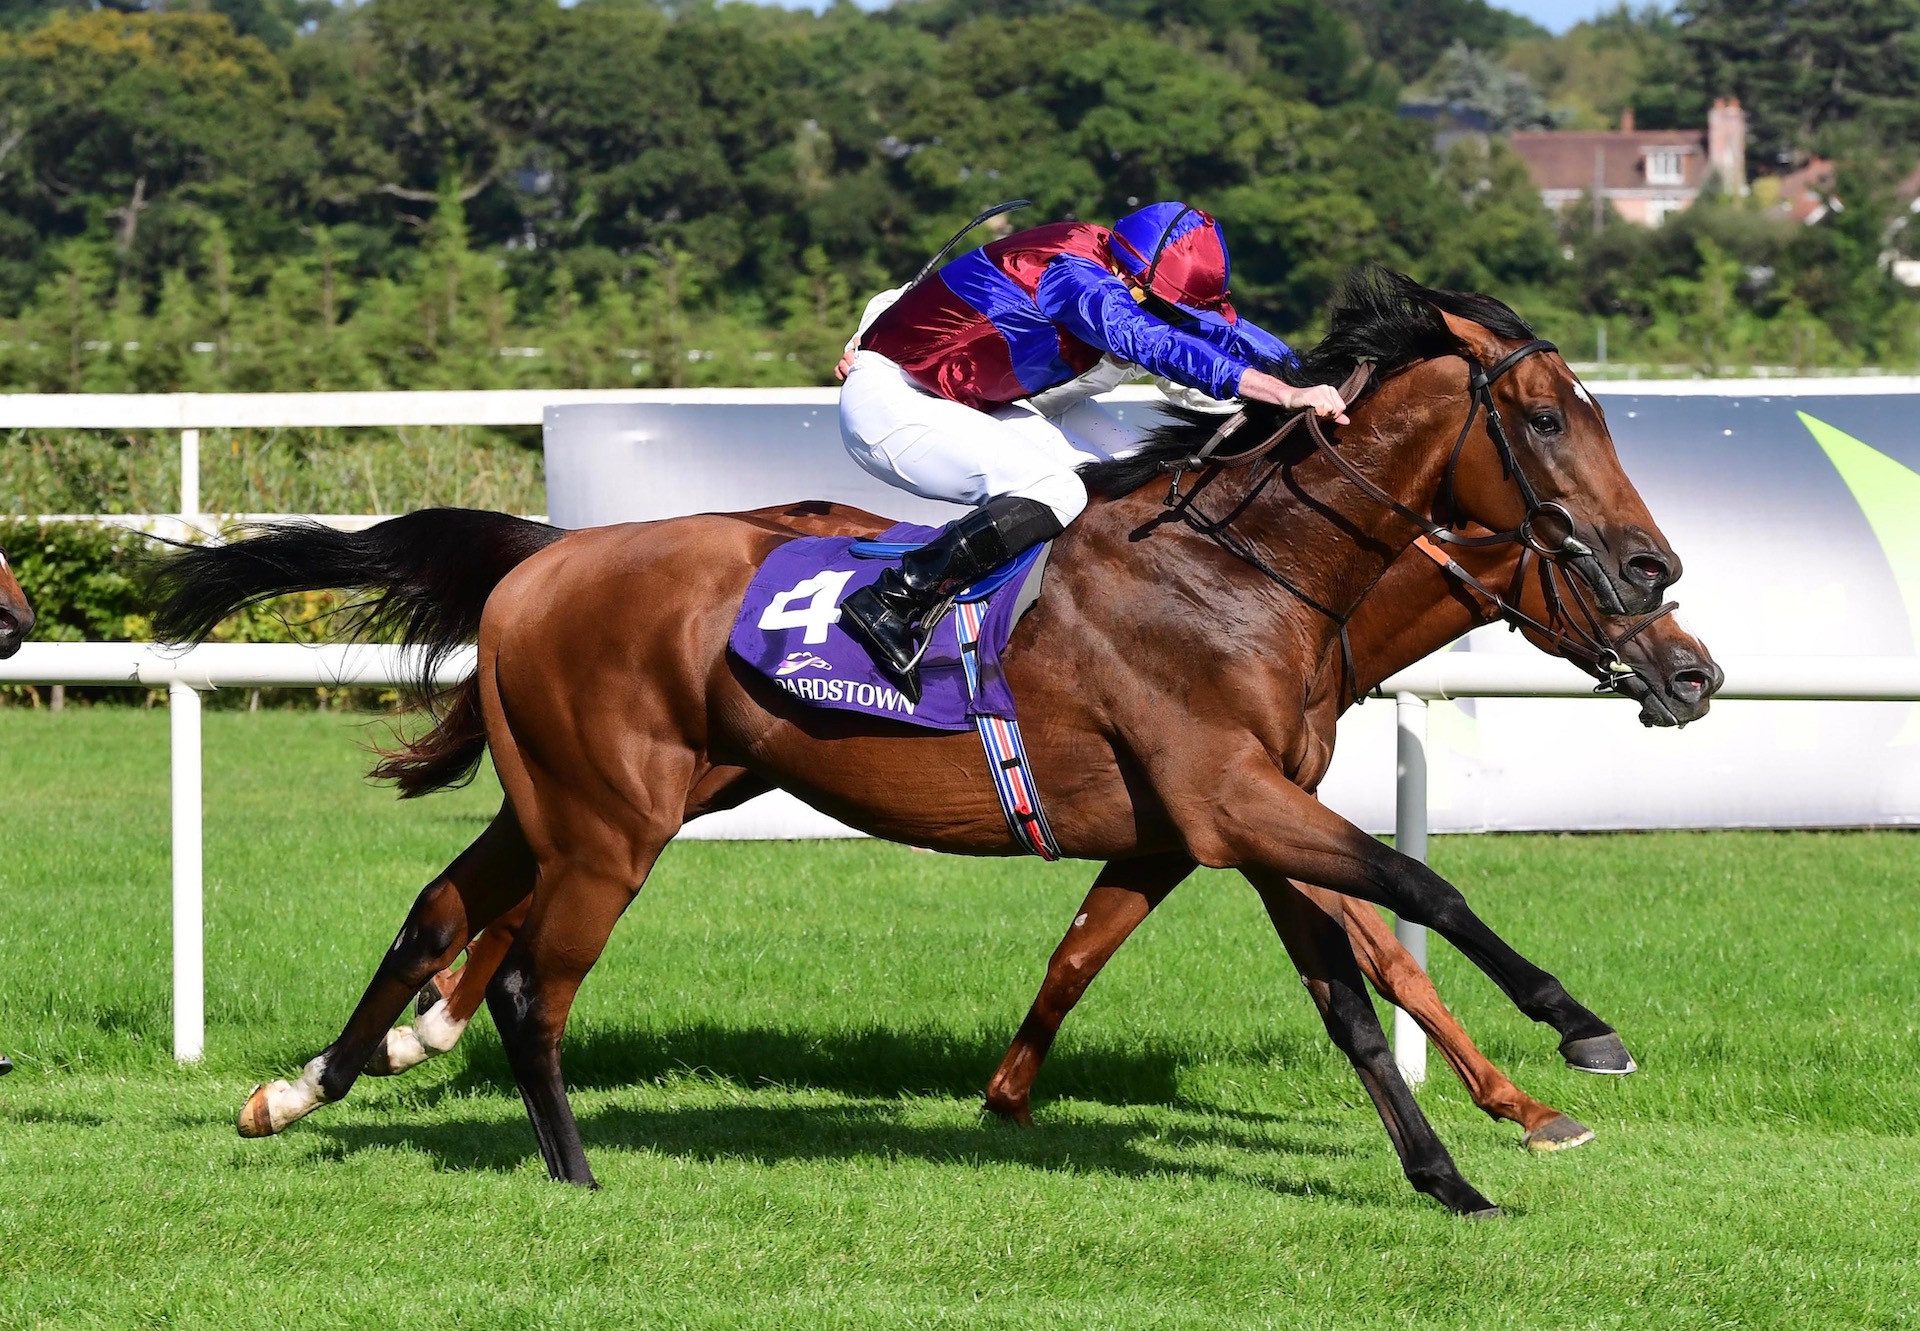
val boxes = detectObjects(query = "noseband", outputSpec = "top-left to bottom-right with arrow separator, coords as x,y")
1408,536 -> 1678,694
1158,339 -> 1658,703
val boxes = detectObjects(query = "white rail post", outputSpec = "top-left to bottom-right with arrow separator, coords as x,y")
178,427 -> 201,545
170,680 -> 205,1063
1393,691 -> 1430,1086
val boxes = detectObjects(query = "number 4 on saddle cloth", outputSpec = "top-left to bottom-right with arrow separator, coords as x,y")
728,522 -> 1061,859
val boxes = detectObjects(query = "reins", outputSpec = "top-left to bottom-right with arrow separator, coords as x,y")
1409,536 -> 1678,691
1156,341 -> 1653,705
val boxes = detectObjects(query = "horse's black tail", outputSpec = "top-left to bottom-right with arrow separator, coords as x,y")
145,507 -> 565,797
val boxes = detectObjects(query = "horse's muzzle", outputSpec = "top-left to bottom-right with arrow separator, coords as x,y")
1622,639 -> 1722,728
0,605 -> 31,659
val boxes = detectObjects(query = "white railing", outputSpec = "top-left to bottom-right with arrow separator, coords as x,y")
2,389 -> 842,526
9,379 -> 1900,530
4,641 -> 1917,1074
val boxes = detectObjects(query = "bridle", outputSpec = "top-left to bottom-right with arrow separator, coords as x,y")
1157,339 -> 1672,705
1407,535 -> 1678,695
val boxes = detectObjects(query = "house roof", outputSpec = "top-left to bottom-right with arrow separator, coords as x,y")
1768,157 -> 1920,224
1773,158 -> 1837,223
1509,130 -> 1710,193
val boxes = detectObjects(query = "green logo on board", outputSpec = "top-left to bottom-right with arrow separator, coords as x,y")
1798,411 -> 1920,655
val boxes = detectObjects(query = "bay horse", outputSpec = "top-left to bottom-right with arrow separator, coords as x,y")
1,536 -> 34,1077
365,517 -> 1718,1152
151,271 -> 1683,1215
0,539 -> 32,659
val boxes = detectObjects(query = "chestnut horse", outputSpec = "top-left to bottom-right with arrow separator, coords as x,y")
1,537 -> 34,1077
0,540 -> 32,660
373,520 -> 1718,1151
151,272 -> 1681,1215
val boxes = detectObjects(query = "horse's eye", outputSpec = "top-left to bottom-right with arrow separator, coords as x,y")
1530,411 -> 1563,436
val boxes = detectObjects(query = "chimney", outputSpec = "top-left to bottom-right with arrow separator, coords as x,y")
1708,96 -> 1747,195
1619,107 -> 1636,133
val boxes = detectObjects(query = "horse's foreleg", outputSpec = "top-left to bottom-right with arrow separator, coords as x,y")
983,853 -> 1195,1124
1247,868 -> 1500,1217
237,805 -> 534,1138
1294,882 -> 1593,1152
1179,755 -> 1633,1075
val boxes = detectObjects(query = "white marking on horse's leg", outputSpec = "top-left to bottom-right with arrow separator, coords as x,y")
379,1026 -> 429,1072
258,1055 -> 332,1132
1073,912 -> 1089,928
377,999 -> 471,1074
415,999 -> 468,1053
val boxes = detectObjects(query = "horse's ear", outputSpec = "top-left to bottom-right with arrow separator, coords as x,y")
1437,309 -> 1502,362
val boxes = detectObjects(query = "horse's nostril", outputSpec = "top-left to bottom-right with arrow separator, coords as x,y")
1627,554 -> 1669,585
1671,668 -> 1712,697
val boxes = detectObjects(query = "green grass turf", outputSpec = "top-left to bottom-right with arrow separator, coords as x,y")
1,710 -> 1917,1329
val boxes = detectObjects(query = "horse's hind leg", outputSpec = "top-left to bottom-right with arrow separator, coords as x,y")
1247,869 -> 1500,1218
369,767 -> 768,1082
237,805 -> 534,1137
1290,882 -> 1592,1153
983,853 -> 1194,1124
365,897 -> 530,1078
486,850 -> 670,1187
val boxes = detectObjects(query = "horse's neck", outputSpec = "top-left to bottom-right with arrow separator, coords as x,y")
1071,378 -> 1462,663
1344,548 -> 1518,698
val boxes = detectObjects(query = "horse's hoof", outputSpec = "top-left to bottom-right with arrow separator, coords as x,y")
362,1043 -> 398,1077
0,1054 -> 12,1077
237,1084 -> 278,1138
983,1097 -> 1034,1128
1560,1032 -> 1637,1075
1521,1114 -> 1595,1153
1464,1205 -> 1507,1222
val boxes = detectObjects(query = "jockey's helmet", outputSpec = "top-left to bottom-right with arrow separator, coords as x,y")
1107,202 -> 1237,327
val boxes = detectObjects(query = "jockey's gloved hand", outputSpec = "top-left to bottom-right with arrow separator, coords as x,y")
1239,369 -> 1349,425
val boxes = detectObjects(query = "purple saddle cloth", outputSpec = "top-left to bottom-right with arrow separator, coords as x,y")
727,522 -> 1048,731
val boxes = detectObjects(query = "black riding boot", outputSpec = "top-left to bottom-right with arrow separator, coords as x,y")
839,495 -> 1062,702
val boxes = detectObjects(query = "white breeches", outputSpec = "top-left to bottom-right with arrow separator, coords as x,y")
838,351 -> 1143,526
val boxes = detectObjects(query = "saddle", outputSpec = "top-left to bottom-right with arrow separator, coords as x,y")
728,522 -> 1060,856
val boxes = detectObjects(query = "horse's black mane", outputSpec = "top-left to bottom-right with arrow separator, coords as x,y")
1081,267 -> 1535,497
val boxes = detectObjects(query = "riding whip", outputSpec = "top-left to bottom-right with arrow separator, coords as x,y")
911,199 -> 1031,287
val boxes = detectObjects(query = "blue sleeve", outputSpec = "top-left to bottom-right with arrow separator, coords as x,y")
1193,316 -> 1297,373
1033,257 -> 1249,402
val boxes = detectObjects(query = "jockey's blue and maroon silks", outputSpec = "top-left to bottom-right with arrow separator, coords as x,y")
860,220 -> 1295,412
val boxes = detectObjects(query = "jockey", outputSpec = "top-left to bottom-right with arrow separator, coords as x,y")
835,201 -> 1349,696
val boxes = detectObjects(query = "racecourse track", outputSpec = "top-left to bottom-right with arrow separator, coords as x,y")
0,709 -> 1915,1329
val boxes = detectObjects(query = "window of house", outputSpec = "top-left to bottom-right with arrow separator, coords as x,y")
1647,197 -> 1684,226
1645,149 -> 1684,185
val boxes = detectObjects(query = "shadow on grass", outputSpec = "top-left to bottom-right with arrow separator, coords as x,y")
452,1021 -> 1193,1101
0,1106 -> 108,1128
404,1019 -> 1341,1124
310,1096 -> 1372,1205
281,1018 -> 1401,1204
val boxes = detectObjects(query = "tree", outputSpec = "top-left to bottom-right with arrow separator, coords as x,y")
292,0 -> 546,236
1502,5 -> 1699,131
1678,0 -> 1920,167
0,11 -> 311,297
1329,0 -> 1544,83
1415,41 -> 1556,131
